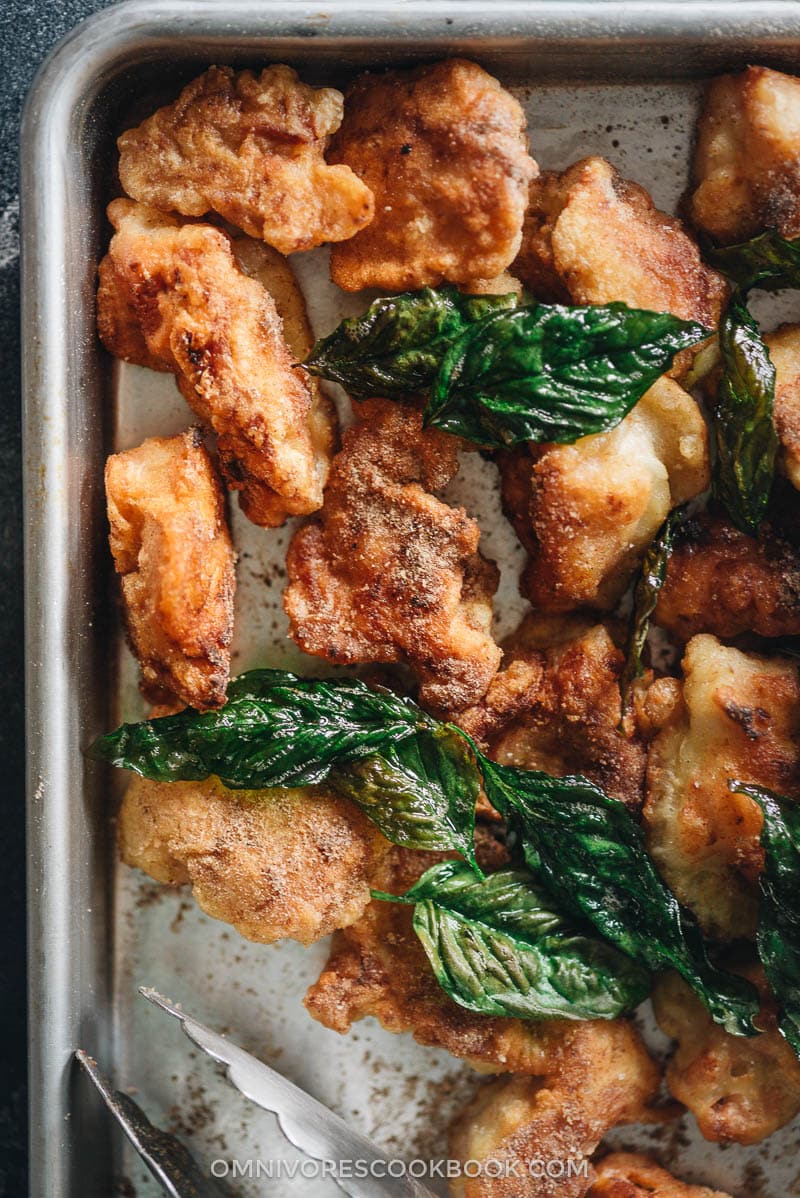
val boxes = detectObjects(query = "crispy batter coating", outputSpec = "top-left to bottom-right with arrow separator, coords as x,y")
654,513 -> 800,641
105,430 -> 234,710
500,378 -> 710,611
447,1036 -> 660,1198
653,967 -> 800,1146
514,157 -> 727,351
689,66 -> 800,244
458,613 -> 647,810
116,65 -> 374,255
284,400 -> 501,714
644,634 -> 800,939
588,1153 -> 731,1198
118,775 -> 390,945
328,59 -> 537,291
97,199 -> 335,527
307,848 -> 658,1137
765,324 -> 800,491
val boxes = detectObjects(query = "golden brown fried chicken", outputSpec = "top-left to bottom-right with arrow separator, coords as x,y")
765,324 -> 800,491
588,1153 -> 731,1198
105,430 -> 235,711
97,200 -> 335,527
653,967 -> 800,1146
644,634 -> 800,939
118,775 -> 390,945
514,157 -> 727,351
500,378 -> 710,611
116,65 -> 374,255
689,66 -> 800,244
654,513 -> 800,641
328,59 -> 537,291
307,848 -> 658,1140
284,400 -> 501,714
458,613 -> 647,810
447,1036 -> 660,1198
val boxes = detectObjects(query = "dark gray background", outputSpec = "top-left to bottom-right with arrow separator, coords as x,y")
0,2 -> 111,1192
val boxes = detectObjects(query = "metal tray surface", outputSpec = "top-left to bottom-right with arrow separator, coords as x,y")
21,4 -> 800,1197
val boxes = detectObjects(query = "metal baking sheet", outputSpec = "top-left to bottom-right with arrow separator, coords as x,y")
21,4 -> 800,1197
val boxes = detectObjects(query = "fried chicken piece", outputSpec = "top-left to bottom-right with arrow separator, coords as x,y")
588,1153 -> 731,1198
448,1038 -> 660,1198
514,157 -> 727,357
500,378 -> 710,611
284,400 -> 501,714
118,775 -> 390,945
97,200 -> 335,527
105,429 -> 235,710
328,59 -> 537,291
644,634 -> 800,939
458,613 -> 647,810
116,65 -> 374,255
689,66 -> 800,244
765,324 -> 800,491
653,967 -> 800,1145
654,513 -> 800,641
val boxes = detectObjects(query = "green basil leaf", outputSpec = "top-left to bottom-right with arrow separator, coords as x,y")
89,670 -> 480,868
425,302 -> 710,447
476,759 -> 760,1036
712,291 -> 778,536
374,860 -> 650,1021
706,229 -> 800,293
730,782 -> 800,1056
303,286 -> 520,400
619,505 -> 687,710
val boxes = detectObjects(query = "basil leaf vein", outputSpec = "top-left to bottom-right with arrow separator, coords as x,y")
730,782 -> 800,1055
303,286 -> 520,400
475,758 -> 760,1036
425,302 -> 709,447
374,860 -> 650,1021
711,292 -> 778,536
89,670 -> 480,869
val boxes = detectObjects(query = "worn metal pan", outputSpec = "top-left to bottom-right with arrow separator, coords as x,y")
21,3 -> 800,1196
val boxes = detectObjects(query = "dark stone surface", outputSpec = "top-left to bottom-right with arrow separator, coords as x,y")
0,3 -> 113,1193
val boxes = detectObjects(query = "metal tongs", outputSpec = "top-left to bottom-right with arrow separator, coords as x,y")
76,987 -> 436,1198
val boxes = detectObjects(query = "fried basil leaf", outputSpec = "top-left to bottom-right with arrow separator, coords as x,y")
711,291 -> 778,536
374,860 -> 651,1021
619,505 -> 687,709
89,670 -> 480,868
730,782 -> 800,1055
706,229 -> 800,293
426,302 -> 709,447
303,286 -> 520,400
476,759 -> 760,1036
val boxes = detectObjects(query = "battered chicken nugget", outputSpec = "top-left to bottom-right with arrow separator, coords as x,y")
514,157 -> 727,350
654,968 -> 800,1146
689,66 -> 800,244
764,324 -> 800,491
654,513 -> 800,642
644,634 -> 800,939
97,200 -> 335,527
307,848 -> 658,1120
500,378 -> 710,611
116,65 -> 374,255
284,400 -> 501,714
328,59 -> 537,291
118,775 -> 390,945
448,1036 -> 660,1198
105,430 -> 235,711
458,613 -> 647,810
588,1153 -> 731,1197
